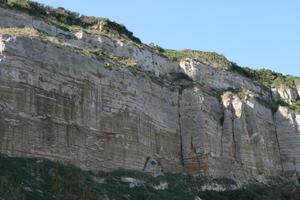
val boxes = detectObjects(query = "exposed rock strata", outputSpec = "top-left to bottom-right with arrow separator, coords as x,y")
0,35 -> 182,172
0,6 -> 300,182
275,107 -> 300,178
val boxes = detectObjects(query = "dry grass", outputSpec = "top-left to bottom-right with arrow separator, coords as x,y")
0,27 -> 39,37
118,56 -> 137,67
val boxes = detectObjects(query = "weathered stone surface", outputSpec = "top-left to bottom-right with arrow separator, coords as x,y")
72,31 -> 179,76
180,87 -> 223,176
0,7 -> 179,76
0,35 -> 182,173
179,60 -> 267,96
275,107 -> 300,178
0,6 -> 300,183
272,86 -> 299,103
180,89 -> 281,180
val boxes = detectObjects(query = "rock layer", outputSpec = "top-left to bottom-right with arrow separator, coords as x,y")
275,107 -> 300,179
0,35 -> 182,172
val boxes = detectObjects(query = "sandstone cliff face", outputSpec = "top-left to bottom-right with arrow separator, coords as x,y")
0,34 -> 183,173
179,85 -> 281,180
275,107 -> 300,179
0,6 -> 299,182
179,60 -> 264,94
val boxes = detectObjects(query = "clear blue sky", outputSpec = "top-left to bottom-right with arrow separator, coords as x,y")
35,0 -> 300,76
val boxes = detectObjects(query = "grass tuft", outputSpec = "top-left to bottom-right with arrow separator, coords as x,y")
0,27 -> 39,37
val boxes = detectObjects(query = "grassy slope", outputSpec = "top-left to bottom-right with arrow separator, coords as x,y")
0,155 -> 299,200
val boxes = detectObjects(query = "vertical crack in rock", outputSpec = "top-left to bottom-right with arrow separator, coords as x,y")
220,105 -> 225,157
220,124 -> 224,157
231,110 -> 237,159
178,87 -> 184,167
226,97 -> 238,159
221,94 -> 237,159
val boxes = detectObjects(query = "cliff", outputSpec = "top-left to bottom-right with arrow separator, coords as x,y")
0,0 -> 300,185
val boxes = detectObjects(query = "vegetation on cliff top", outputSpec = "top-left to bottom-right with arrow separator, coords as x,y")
161,49 -> 300,94
161,49 -> 232,69
162,49 -> 300,114
232,64 -> 300,89
0,0 -> 141,43
0,155 -> 299,200
233,66 -> 300,113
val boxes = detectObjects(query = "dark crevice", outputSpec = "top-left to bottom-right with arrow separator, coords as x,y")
230,104 -> 237,159
232,118 -> 237,159
178,87 -> 184,167
220,106 -> 225,157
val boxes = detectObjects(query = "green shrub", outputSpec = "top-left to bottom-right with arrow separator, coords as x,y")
278,100 -> 300,113
272,76 -> 297,88
0,176 -> 25,200
232,64 -> 300,90
0,154 -> 299,200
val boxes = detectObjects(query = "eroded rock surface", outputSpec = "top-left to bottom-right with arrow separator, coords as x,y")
0,35 -> 182,172
275,107 -> 300,178
0,6 -> 300,183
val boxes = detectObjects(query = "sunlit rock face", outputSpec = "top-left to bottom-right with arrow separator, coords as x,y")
275,107 -> 300,178
272,86 -> 299,103
0,6 -> 299,183
179,88 -> 282,180
0,35 -> 182,173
